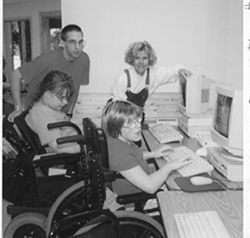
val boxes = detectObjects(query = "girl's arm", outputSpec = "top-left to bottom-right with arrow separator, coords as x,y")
120,157 -> 190,194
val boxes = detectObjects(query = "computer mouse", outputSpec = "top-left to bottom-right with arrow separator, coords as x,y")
196,147 -> 207,157
190,176 -> 213,186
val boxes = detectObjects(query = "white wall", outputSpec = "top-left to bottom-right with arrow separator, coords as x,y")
62,0 -> 243,93
3,0 -> 61,59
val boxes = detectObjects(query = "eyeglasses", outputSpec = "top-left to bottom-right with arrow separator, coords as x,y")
55,94 -> 69,102
123,117 -> 142,129
65,39 -> 86,48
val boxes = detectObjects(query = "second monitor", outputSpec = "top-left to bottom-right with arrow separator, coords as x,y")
208,84 -> 243,182
177,72 -> 215,137
178,72 -> 215,116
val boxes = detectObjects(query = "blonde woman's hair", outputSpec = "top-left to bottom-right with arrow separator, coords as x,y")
124,41 -> 157,66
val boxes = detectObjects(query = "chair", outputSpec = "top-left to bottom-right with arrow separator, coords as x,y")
4,115 -> 165,238
82,118 -> 161,214
4,111 -> 86,219
4,114 -> 107,237
45,141 -> 164,238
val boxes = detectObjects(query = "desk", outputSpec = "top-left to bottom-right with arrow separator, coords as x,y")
143,127 -> 243,238
142,128 -> 200,152
157,190 -> 243,238
142,128 -> 243,190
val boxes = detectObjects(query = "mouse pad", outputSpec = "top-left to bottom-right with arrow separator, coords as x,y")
174,174 -> 227,192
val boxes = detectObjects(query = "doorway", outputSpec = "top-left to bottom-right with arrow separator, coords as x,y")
3,18 -> 32,79
40,11 -> 62,54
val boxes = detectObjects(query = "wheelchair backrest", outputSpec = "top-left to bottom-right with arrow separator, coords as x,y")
82,118 -> 110,169
86,151 -> 106,208
14,110 -> 47,154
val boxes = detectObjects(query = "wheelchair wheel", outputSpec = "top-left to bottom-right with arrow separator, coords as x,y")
114,210 -> 165,238
48,210 -> 165,238
46,181 -> 87,236
46,181 -> 165,238
4,212 -> 46,238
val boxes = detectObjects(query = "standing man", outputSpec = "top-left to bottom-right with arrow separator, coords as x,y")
9,24 -> 90,121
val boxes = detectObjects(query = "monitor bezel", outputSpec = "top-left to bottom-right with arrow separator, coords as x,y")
211,85 -> 243,157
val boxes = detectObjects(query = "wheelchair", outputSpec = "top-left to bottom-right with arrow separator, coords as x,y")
3,111 -> 165,238
82,118 -> 162,217
3,110 -> 85,216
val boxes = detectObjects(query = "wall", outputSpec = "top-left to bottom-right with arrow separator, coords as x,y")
62,0 -> 243,94
3,0 -> 61,59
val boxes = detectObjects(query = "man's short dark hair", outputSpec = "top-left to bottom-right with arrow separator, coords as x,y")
61,24 -> 83,41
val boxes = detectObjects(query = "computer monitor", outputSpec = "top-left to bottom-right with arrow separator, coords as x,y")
211,85 -> 243,157
178,72 -> 215,115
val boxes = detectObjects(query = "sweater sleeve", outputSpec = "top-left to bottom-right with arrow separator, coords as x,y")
154,64 -> 183,86
148,65 -> 183,96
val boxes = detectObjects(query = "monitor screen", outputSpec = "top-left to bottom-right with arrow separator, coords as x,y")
180,77 -> 186,107
213,94 -> 232,138
211,85 -> 243,157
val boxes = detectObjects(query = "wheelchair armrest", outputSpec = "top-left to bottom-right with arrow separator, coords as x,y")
33,152 -> 81,167
116,190 -> 162,205
56,135 -> 86,145
103,169 -> 117,182
33,135 -> 86,167
48,121 -> 82,135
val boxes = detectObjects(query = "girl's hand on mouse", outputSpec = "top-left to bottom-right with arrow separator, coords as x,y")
153,145 -> 174,159
167,157 -> 192,171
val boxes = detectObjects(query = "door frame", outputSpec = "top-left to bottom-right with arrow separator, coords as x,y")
39,10 -> 61,54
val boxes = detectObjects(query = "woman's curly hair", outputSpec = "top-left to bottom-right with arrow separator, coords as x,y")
124,41 -> 157,66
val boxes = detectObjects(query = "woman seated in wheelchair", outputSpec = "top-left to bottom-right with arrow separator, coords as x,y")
25,70 -> 80,153
101,100 -> 191,196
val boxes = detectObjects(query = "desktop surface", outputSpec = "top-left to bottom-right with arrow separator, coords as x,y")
142,124 -> 243,238
142,126 -> 243,191
142,126 -> 200,152
157,190 -> 243,238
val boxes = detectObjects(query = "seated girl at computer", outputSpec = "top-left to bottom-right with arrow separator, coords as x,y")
101,100 -> 191,196
25,70 -> 80,154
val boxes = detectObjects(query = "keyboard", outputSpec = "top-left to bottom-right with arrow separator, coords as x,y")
148,124 -> 184,144
163,146 -> 214,177
174,211 -> 231,238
